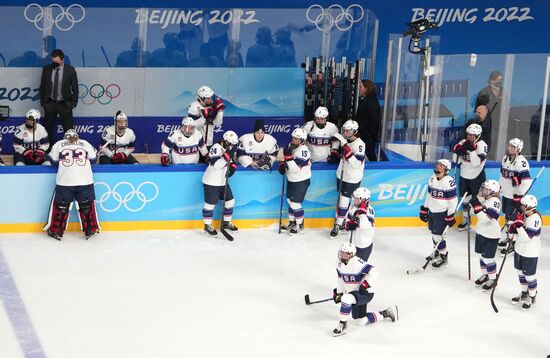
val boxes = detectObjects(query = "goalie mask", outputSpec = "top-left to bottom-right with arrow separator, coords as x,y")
338,243 -> 356,264
181,117 -> 195,137
64,129 -> 79,144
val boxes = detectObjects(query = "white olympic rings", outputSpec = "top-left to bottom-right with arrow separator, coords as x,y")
305,4 -> 364,32
24,3 -> 86,32
95,181 -> 159,213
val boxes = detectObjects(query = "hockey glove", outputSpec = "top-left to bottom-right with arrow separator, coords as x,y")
513,194 -> 523,206
278,162 -> 287,175
452,143 -> 467,156
111,152 -> 127,164
222,150 -> 232,163
227,162 -> 237,177
358,280 -> 371,295
340,144 -> 353,160
34,149 -> 45,164
327,149 -> 340,164
256,155 -> 272,170
160,153 -> 170,166
283,144 -> 295,161
201,107 -> 217,123
213,98 -> 225,111
445,214 -> 457,227
419,206 -> 429,222
508,214 -> 525,234
333,288 -> 343,304
23,149 -> 34,161
462,140 -> 477,152
345,218 -> 359,232
470,197 -> 483,214
511,175 -> 521,187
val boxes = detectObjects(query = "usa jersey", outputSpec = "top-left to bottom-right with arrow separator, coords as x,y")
202,143 -> 231,186
162,129 -> 207,164
454,139 -> 488,179
99,126 -> 136,158
237,133 -> 278,167
286,143 -> 311,183
336,256 -> 376,294
515,212 -> 542,258
473,196 -> 501,239
499,155 -> 531,199
302,121 -> 339,162
187,99 -> 223,147
347,204 -> 375,249
337,137 -> 366,184
12,123 -> 49,154
48,139 -> 97,186
424,174 -> 458,215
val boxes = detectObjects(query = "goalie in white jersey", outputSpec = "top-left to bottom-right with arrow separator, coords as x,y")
469,180 -> 502,290
343,187 -> 376,262
13,109 -> 50,165
44,129 -> 100,240
419,159 -> 458,268
187,85 -> 225,147
330,120 -> 366,237
161,117 -> 208,165
98,111 -> 138,164
202,130 -> 239,236
237,119 -> 278,170
278,128 -> 312,234
332,243 -> 398,336
302,106 -> 339,163
498,138 -> 532,252
451,123 -> 488,230
508,195 -> 542,310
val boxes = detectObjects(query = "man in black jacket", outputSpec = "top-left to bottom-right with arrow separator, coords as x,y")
39,49 -> 79,147
354,80 -> 381,161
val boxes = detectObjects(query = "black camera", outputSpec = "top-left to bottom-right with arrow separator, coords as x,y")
403,19 -> 438,39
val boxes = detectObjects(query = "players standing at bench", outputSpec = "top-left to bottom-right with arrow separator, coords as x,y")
187,85 -> 225,149
302,106 -> 339,163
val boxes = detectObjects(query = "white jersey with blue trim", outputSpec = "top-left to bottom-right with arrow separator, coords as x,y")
336,137 -> 366,184
454,139 -> 488,179
237,133 -> 278,168
48,139 -> 97,186
336,256 -> 376,294
99,125 -> 136,158
499,154 -> 532,199
515,213 -> 542,258
347,204 -> 375,249
302,121 -> 339,162
202,142 -> 231,186
473,196 -> 501,239
13,123 -> 50,154
161,129 -> 207,164
286,143 -> 311,182
424,174 -> 458,215
187,99 -> 223,147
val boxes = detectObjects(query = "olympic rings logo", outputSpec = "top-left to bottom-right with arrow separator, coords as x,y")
24,3 -> 85,32
305,4 -> 364,32
95,181 -> 159,212
79,83 -> 121,105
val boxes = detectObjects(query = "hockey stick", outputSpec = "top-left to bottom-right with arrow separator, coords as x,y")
278,175 -> 286,234
467,209 -> 472,281
304,294 -> 333,305
219,170 -> 234,242
407,192 -> 468,275
490,238 -> 514,313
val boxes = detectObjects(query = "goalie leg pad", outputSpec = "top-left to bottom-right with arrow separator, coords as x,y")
49,202 -> 70,238
78,200 -> 99,238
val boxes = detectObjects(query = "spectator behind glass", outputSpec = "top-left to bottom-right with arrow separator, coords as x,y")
115,37 -> 152,67
150,32 -> 187,67
353,80 -> 381,161
246,26 -> 273,67
464,104 -> 492,151
272,27 -> 296,67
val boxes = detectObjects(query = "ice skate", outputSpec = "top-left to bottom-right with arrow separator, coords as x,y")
330,223 -> 342,237
522,293 -> 536,310
332,321 -> 347,336
380,306 -> 399,322
481,279 -> 496,291
222,221 -> 238,232
474,274 -> 489,286
512,291 -> 528,305
204,224 -> 218,236
431,252 -> 448,268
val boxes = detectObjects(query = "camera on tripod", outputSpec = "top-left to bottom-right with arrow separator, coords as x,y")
402,19 -> 438,53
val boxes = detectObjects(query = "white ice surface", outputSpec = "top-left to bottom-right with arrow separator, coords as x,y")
0,226 -> 549,358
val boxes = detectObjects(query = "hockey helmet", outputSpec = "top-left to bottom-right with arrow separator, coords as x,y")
434,159 -> 451,175
480,179 -> 500,198
338,242 -> 356,264
466,123 -> 482,137
114,111 -> 128,131
181,117 -> 195,136
507,138 -> 524,154
64,129 -> 79,143
342,120 -> 358,139
314,106 -> 329,119
352,187 -> 371,202
197,85 -> 214,100
291,127 -> 307,141
223,130 -> 239,145
25,109 -> 41,122
520,195 -> 537,212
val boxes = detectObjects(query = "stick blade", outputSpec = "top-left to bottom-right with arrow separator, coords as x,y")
304,294 -> 311,305
220,227 -> 234,241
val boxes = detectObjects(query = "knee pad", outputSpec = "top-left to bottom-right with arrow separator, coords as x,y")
203,203 -> 215,211
482,257 -> 495,266
224,199 -> 235,208
338,195 -> 350,208
341,293 -> 357,306
288,200 -> 301,210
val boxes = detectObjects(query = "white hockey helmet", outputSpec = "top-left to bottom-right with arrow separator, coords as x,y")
352,187 -> 371,202
181,116 -> 195,136
223,130 -> 239,145
466,123 -> 482,137
197,85 -> 214,100
338,242 -> 356,263
480,179 -> 500,197
435,159 -> 451,174
520,195 -> 537,211
342,119 -> 359,133
64,129 -> 79,142
114,111 -> 128,131
115,111 -> 128,122
25,109 -> 41,122
291,127 -> 307,141
508,138 -> 524,153
314,106 -> 329,119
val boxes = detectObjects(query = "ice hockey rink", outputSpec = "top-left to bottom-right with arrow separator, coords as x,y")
0,226 -> 548,358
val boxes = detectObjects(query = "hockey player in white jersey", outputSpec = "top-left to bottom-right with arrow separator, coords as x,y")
99,111 -> 138,164
451,123 -> 488,231
498,138 -> 532,253
330,120 -> 366,237
332,243 -> 398,336
302,106 -> 339,163
278,127 -> 311,234
13,109 -> 50,165
419,159 -> 458,268
469,180 -> 502,290
187,85 -> 225,147
509,195 -> 542,310
161,117 -> 208,165
237,119 -> 278,170
44,129 -> 99,240
202,130 -> 239,236
344,187 -> 375,262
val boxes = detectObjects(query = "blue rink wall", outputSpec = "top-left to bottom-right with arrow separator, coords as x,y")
0,161 -> 548,233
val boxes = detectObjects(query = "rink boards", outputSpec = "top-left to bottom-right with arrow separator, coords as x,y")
0,162 -> 548,232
